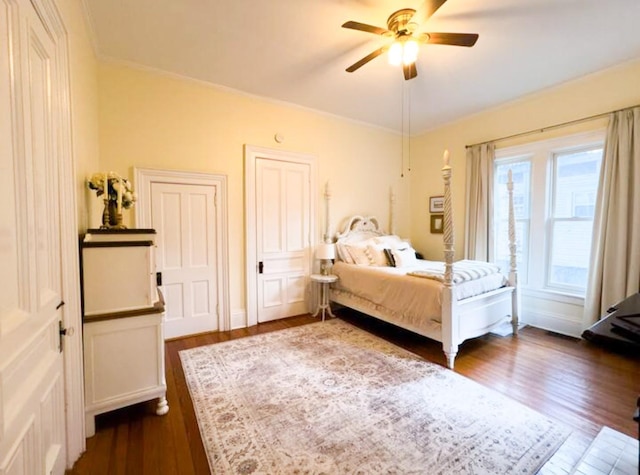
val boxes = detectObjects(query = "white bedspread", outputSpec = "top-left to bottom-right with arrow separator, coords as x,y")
331,260 -> 507,324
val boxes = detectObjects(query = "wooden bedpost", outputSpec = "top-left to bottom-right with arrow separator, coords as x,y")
441,150 -> 458,369
507,170 -> 520,334
324,181 -> 332,243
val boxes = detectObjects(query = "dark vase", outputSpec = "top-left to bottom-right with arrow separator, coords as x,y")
102,200 -> 119,227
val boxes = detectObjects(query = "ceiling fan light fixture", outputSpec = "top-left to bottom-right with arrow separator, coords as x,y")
403,39 -> 419,65
388,42 -> 403,66
388,39 -> 419,67
342,2 -> 479,80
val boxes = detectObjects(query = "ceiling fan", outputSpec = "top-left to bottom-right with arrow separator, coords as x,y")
342,0 -> 478,80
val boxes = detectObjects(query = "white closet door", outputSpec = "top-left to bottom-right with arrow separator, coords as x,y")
256,159 -> 311,322
151,182 -> 219,338
0,1 -> 67,473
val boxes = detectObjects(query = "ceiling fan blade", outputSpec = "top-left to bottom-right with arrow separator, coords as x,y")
342,21 -> 391,36
407,0 -> 448,31
418,32 -> 479,47
403,63 -> 417,81
346,46 -> 388,73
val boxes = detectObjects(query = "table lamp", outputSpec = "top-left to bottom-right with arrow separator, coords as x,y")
316,243 -> 336,275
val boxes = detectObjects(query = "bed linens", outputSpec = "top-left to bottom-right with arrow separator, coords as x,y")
407,259 -> 501,284
331,260 -> 507,327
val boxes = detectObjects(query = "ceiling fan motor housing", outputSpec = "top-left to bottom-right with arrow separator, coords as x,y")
387,9 -> 417,35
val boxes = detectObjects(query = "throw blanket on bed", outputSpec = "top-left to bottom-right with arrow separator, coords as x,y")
408,259 -> 502,284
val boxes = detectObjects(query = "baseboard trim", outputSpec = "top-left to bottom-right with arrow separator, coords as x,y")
522,310 -> 582,338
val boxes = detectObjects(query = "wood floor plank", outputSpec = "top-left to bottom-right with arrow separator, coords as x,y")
68,310 -> 639,474
164,344 -> 197,475
108,412 -> 129,475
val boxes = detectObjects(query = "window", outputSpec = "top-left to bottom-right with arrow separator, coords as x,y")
492,131 -> 604,297
548,148 -> 602,291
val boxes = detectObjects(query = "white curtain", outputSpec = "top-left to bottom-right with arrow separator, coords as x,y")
583,107 -> 640,327
464,142 -> 495,260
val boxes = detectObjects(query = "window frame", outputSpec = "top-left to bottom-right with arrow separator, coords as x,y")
544,145 -> 604,294
492,130 -> 605,299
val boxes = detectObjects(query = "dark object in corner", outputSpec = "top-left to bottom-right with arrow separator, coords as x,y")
610,314 -> 640,342
582,293 -> 640,353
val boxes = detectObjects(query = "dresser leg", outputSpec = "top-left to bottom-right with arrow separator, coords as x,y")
156,395 -> 169,416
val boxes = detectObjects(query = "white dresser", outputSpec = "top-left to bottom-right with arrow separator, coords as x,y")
81,229 -> 168,437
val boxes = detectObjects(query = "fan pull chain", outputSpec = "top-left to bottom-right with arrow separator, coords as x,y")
400,80 -> 412,177
407,82 -> 411,173
400,79 -> 405,178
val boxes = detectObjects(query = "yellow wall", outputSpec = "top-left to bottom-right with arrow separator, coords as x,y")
57,0 -> 100,233
97,62 -> 410,314
409,59 -> 640,260
94,52 -> 640,321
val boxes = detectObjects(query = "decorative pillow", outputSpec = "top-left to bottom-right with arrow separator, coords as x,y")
336,243 -> 354,264
366,244 -> 390,266
383,248 -> 396,267
344,243 -> 371,266
391,247 -> 418,268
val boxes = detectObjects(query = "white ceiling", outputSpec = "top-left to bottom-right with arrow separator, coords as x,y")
83,0 -> 640,134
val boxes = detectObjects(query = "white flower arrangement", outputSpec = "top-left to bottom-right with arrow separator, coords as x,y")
87,172 -> 137,209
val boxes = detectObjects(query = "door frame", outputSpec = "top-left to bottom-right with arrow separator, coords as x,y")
244,145 -> 317,327
134,168 -> 230,331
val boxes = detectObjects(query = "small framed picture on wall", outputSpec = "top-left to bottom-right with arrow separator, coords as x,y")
429,196 -> 444,213
430,214 -> 444,234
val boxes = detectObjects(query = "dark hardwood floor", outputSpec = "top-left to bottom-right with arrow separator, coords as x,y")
69,309 -> 639,474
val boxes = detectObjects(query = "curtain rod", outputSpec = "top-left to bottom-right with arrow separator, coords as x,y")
465,103 -> 640,149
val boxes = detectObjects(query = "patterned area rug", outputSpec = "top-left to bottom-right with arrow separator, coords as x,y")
180,320 -> 570,474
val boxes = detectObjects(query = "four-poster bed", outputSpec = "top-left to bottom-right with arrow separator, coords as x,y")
326,152 -> 520,369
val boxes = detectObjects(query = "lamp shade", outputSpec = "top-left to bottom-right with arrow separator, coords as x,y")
315,243 -> 335,260
403,39 -> 419,65
388,42 -> 403,66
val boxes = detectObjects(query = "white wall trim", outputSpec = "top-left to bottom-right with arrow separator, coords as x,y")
134,168 -> 231,331
244,145 -> 317,327
521,309 -> 582,338
29,0 -> 88,465
521,287 -> 584,306
230,309 -> 246,330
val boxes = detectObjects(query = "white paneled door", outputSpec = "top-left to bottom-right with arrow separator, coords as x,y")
256,159 -> 311,322
151,183 -> 219,338
0,0 -> 67,473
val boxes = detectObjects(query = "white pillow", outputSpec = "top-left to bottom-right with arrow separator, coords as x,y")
373,235 -> 404,248
392,247 -> 418,268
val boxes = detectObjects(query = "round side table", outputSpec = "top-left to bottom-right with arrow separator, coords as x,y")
310,274 -> 338,321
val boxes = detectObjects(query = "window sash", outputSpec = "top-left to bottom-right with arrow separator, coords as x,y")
544,146 -> 602,293
545,217 -> 595,293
